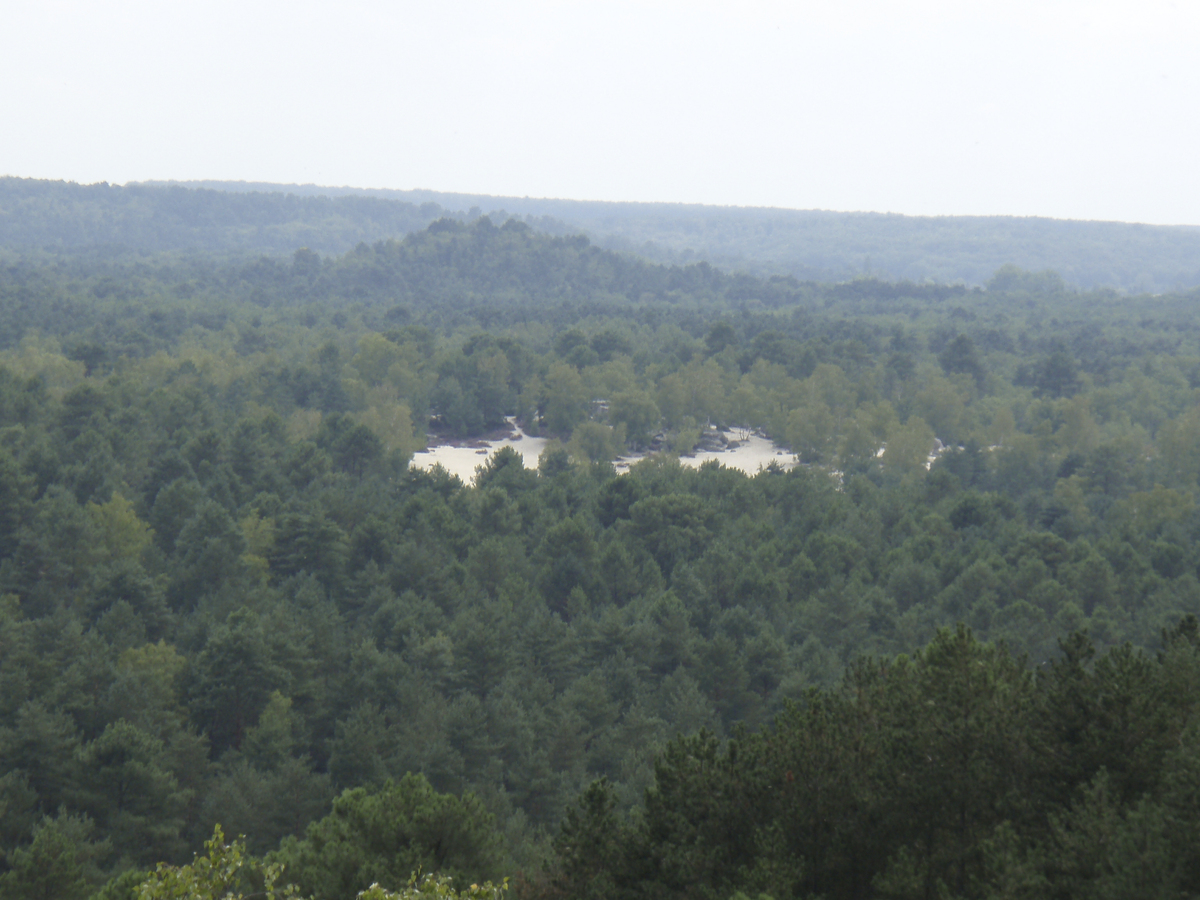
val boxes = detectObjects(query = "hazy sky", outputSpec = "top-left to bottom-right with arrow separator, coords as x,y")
4,1 -> 1198,224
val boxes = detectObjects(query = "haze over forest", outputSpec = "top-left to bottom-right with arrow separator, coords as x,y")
5,176 -> 1200,292
4,174 -> 1200,900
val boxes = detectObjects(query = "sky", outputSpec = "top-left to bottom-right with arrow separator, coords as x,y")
3,0 -> 1198,225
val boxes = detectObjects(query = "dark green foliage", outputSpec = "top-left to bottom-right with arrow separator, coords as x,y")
186,609 -> 292,755
272,774 -> 503,900
939,333 -> 986,388
0,810 -> 109,900
544,780 -> 627,900
530,624 -> 1200,900
74,721 -> 190,864
5,201 -> 1200,898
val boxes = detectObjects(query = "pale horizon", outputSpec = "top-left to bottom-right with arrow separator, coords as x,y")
4,1 -> 1198,227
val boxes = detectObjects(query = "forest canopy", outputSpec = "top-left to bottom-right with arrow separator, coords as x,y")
2,209 -> 1200,898
7,175 -> 1200,290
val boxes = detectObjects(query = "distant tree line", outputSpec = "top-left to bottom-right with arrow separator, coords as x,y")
9,175 -> 1200,289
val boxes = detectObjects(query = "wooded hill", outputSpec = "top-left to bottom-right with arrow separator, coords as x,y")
196,180 -> 1200,291
0,177 -> 442,257
6,175 -> 1200,291
1,215 -> 1200,898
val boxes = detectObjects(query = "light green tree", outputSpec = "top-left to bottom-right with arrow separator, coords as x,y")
271,774 -> 503,900
543,363 -> 590,436
568,421 -> 625,465
353,334 -> 405,387
86,492 -> 154,566
357,872 -> 507,900
135,824 -> 307,900
881,416 -> 935,478
607,390 -> 660,447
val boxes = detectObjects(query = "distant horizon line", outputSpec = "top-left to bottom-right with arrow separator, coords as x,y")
6,174 -> 1195,231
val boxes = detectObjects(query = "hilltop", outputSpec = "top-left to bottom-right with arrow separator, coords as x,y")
3,176 -> 1200,291
154,179 -> 1200,291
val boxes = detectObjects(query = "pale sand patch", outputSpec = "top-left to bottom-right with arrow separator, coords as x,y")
409,425 -> 548,484
615,432 -> 797,477
412,426 -> 795,483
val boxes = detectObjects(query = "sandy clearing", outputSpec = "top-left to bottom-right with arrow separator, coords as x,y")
410,425 -> 796,484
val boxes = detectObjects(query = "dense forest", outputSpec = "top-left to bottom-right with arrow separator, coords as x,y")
8,175 -> 1200,291
0,178 -> 447,257
156,179 -> 1200,291
3,210 -> 1200,898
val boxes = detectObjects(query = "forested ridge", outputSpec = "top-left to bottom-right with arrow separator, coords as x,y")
8,175 -> 1200,291
147,179 -> 1200,291
0,177 -> 447,257
3,215 -> 1200,898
